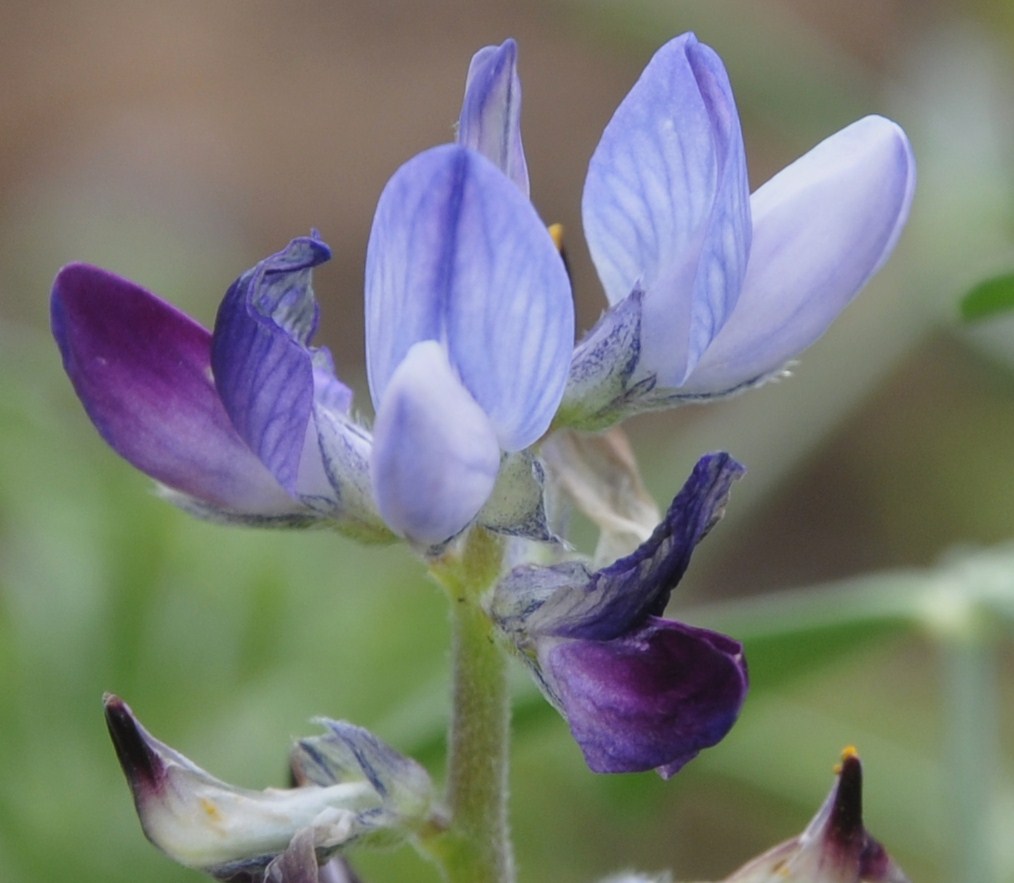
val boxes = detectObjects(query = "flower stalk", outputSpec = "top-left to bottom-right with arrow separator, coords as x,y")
426,529 -> 514,883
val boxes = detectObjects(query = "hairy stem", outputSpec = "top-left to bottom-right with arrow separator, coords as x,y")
425,529 -> 514,883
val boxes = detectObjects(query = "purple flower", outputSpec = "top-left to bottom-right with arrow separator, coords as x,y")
364,143 -> 573,545
722,748 -> 910,882
491,452 -> 748,777
51,235 -> 388,539
461,34 -> 916,428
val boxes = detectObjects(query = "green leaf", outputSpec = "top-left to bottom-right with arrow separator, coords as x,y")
959,272 -> 1014,321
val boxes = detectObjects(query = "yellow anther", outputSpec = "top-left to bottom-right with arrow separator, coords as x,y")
548,223 -> 565,253
834,744 -> 859,774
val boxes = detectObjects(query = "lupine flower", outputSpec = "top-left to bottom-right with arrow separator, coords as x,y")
719,748 -> 910,882
364,143 -> 573,545
51,235 -> 388,540
362,38 -> 572,547
104,695 -> 436,881
462,34 -> 916,429
491,452 -> 748,776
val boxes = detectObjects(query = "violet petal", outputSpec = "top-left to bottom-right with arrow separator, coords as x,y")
212,235 -> 340,494
546,616 -> 748,776
52,263 -> 304,515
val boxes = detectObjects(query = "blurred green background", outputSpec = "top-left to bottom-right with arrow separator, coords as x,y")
1,1 -> 1013,881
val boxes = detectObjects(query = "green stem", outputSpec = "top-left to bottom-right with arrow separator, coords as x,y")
424,530 -> 514,883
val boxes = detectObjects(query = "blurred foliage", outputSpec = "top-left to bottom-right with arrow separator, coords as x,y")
960,272 -> 1014,322
2,2 -> 1014,883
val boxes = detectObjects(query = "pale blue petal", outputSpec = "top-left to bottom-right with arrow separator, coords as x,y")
582,33 -> 751,385
365,145 -> 573,450
370,341 -> 501,545
682,116 -> 916,395
458,39 -> 530,195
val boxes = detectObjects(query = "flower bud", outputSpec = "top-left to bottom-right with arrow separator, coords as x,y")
720,748 -> 909,882
104,695 -> 435,880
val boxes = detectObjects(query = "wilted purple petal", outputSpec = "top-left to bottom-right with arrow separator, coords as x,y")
458,39 -> 530,194
532,452 -> 745,640
365,144 -> 573,451
491,451 -> 747,777
546,617 -> 747,776
371,340 -> 501,545
212,235 -> 340,494
51,264 -> 305,516
582,33 -> 751,385
679,116 -> 916,396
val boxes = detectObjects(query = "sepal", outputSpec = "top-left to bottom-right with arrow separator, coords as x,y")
291,718 -> 437,844
557,290 -> 650,431
477,450 -> 555,542
312,407 -> 394,543
498,453 -> 744,642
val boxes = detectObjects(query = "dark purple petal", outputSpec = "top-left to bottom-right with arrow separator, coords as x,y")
52,264 -> 302,514
546,617 -> 748,776
212,235 -> 342,494
535,452 -> 745,640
